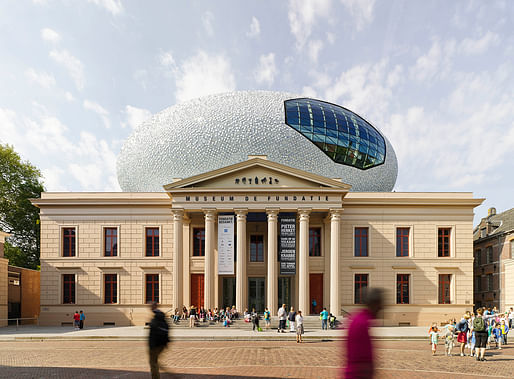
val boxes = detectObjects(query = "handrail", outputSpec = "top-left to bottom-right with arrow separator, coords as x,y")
0,317 -> 39,330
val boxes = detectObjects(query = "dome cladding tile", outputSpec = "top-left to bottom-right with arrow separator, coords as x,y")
116,91 -> 398,192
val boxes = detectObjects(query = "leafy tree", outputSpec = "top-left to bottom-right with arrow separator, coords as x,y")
0,144 -> 45,269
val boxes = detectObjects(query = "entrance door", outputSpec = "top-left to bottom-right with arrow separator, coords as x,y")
222,277 -> 236,310
278,277 -> 291,309
309,273 -> 323,315
248,277 -> 265,312
190,274 -> 204,308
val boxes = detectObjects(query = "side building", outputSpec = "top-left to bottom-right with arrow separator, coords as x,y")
32,158 -> 482,327
473,207 -> 514,311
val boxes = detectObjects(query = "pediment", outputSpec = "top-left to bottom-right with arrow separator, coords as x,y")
163,158 -> 351,190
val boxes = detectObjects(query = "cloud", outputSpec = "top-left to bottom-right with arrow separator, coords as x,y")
201,11 -> 214,36
459,31 -> 500,55
247,16 -> 260,38
409,40 -> 456,82
64,91 -> 75,102
25,68 -> 56,88
83,100 -> 110,128
288,0 -> 332,49
0,107 -> 120,191
340,0 -> 376,31
254,53 -> 277,86
308,39 -> 324,63
174,51 -> 236,103
41,28 -> 61,44
123,105 -> 152,129
326,32 -> 335,44
49,49 -> 85,90
87,0 -> 123,15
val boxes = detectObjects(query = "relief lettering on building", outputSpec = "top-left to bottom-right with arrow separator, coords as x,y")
279,215 -> 296,275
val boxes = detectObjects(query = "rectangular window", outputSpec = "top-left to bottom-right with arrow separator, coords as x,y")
145,228 -> 160,257
193,228 -> 205,256
476,249 -> 481,265
309,227 -> 321,257
437,228 -> 451,257
62,227 -> 76,257
354,274 -> 368,304
488,274 -> 493,291
104,274 -> 117,304
62,274 -> 75,304
438,274 -> 451,304
104,228 -> 118,257
396,274 -> 410,304
396,228 -> 410,257
354,227 -> 368,257
486,246 -> 493,264
145,274 -> 159,303
476,276 -> 482,292
250,234 -> 264,262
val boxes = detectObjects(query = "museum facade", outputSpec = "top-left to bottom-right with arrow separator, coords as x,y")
33,157 -> 482,327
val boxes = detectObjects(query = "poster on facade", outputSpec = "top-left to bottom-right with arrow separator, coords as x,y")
279,214 -> 296,275
218,215 -> 234,275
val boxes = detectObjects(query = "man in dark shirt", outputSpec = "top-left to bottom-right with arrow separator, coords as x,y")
149,302 -> 169,379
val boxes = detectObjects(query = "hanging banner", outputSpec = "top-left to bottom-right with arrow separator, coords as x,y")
279,214 -> 296,275
218,215 -> 234,275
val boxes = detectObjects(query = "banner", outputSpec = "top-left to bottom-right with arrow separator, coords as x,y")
218,215 -> 234,275
279,214 -> 296,275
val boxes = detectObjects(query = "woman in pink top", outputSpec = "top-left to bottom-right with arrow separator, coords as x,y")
341,288 -> 384,379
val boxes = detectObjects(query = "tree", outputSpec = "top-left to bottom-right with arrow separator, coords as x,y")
0,144 -> 45,269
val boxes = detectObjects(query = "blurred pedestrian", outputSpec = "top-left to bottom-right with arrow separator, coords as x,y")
296,310 -> 304,343
341,287 -> 384,378
79,310 -> 85,329
288,307 -> 296,332
277,304 -> 287,333
320,307 -> 329,330
73,311 -> 80,330
149,302 -> 169,379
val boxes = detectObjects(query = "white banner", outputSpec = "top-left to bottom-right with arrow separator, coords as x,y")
218,215 -> 234,275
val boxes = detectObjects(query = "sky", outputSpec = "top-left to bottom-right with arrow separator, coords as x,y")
0,0 -> 513,225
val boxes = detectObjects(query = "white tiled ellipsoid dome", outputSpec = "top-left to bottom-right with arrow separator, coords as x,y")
116,91 -> 398,192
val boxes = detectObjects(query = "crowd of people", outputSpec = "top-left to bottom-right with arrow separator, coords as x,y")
429,306 -> 513,360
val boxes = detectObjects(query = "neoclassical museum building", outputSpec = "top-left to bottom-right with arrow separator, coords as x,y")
32,91 -> 483,326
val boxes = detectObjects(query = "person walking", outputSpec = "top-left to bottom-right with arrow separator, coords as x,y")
148,302 -> 169,379
263,307 -> 271,330
473,308 -> 488,361
73,311 -> 80,330
251,308 -> 260,331
189,306 -> 196,328
320,307 -> 329,330
295,310 -> 304,343
277,304 -> 287,333
341,287 -> 384,378
456,314 -> 470,356
508,307 -> 514,329
288,307 -> 296,332
79,310 -> 85,329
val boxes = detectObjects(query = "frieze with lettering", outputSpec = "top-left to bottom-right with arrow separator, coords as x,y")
234,176 -> 279,185
184,194 -> 330,202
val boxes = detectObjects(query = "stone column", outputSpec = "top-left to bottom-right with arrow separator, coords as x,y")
172,209 -> 184,310
266,208 -> 279,313
298,208 -> 311,314
203,209 -> 216,310
235,209 -> 247,313
182,214 -> 191,308
330,209 -> 343,316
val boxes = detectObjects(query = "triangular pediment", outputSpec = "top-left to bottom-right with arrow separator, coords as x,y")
163,158 -> 351,190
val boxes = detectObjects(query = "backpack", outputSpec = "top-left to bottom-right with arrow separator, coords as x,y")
473,317 -> 485,332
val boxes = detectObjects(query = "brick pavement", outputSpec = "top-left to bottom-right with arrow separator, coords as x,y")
0,340 -> 512,378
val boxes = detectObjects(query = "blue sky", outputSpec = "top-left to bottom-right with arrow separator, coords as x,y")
0,0 -> 513,224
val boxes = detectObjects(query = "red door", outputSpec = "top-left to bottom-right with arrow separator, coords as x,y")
309,273 -> 323,315
190,274 -> 204,308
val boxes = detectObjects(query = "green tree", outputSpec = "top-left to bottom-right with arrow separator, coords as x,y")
0,144 -> 45,269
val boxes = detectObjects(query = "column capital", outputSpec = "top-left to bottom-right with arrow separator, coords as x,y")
329,208 -> 344,221
172,208 -> 184,221
203,209 -> 217,222
235,208 -> 248,220
298,208 -> 311,220
266,208 -> 279,220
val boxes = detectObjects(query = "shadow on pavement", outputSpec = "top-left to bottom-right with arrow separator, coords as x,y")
0,366 -> 284,378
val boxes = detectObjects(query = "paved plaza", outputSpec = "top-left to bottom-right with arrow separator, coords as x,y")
0,339 -> 513,378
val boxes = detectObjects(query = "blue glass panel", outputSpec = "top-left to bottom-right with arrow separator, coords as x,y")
284,98 -> 386,169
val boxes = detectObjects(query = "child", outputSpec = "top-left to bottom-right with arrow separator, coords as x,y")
444,325 -> 455,356
295,310 -> 304,343
469,330 -> 477,357
430,326 -> 439,355
492,324 -> 502,349
263,308 -> 271,330
500,319 -> 509,345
